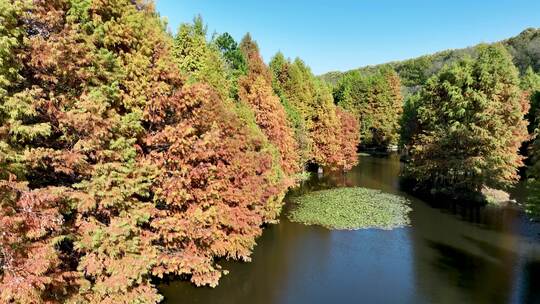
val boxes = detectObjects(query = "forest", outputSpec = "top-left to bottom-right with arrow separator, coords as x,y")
1,1 -> 540,304
0,1 -> 358,302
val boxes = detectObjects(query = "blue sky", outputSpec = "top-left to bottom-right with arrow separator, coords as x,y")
155,0 -> 540,75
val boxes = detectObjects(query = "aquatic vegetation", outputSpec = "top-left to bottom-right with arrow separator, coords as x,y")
288,187 -> 412,230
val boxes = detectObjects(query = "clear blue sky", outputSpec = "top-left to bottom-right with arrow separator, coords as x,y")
155,0 -> 540,75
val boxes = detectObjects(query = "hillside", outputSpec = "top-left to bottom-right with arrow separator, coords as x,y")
320,28 -> 540,90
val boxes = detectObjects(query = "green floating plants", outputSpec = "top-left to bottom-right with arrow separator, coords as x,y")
288,187 -> 412,230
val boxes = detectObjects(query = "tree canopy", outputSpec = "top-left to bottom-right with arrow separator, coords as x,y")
0,1 -> 360,302
333,68 -> 403,148
402,45 -> 529,198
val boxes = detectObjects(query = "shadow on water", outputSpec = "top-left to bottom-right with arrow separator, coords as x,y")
158,153 -> 540,304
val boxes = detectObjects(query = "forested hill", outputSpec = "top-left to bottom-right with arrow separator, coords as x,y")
319,28 -> 540,89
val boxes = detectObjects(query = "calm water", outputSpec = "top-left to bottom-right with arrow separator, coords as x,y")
159,154 -> 540,304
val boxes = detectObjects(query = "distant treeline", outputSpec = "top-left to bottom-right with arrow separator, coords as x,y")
321,28 -> 540,93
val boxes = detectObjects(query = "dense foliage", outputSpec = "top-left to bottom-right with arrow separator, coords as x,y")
238,35 -> 300,176
269,54 -> 360,170
524,68 -> 540,216
6,1 -> 537,302
402,45 -> 529,198
0,1 -> 360,302
521,67 -> 540,134
333,68 -> 403,148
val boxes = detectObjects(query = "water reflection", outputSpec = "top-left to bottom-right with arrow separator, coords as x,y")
159,154 -> 540,304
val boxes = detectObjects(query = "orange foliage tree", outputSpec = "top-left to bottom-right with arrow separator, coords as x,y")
336,107 -> 361,171
269,55 -> 360,171
238,35 -> 300,176
1,0 -> 175,302
0,180 -> 79,303
145,84 -> 286,286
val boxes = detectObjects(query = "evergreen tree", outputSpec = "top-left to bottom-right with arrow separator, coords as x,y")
405,44 -> 529,198
334,68 -> 403,148
173,15 -> 230,100
213,32 -> 247,98
521,66 -> 540,133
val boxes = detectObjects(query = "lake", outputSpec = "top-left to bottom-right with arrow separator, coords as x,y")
159,154 -> 540,304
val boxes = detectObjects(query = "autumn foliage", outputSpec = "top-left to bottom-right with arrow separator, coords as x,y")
146,84 -> 287,287
0,180 -> 78,303
0,0 -> 359,302
269,54 -> 360,171
336,107 -> 361,171
333,67 -> 403,148
238,35 -> 300,176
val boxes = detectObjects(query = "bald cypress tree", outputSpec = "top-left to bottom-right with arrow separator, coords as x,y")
405,44 -> 528,198
0,0 -> 173,302
155,25 -> 290,288
334,67 -> 403,148
269,54 -> 314,166
173,16 -> 230,100
523,68 -> 540,216
0,2 -> 364,301
270,54 -> 359,170
238,34 -> 300,176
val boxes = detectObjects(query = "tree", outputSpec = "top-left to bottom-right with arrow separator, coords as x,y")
334,67 -> 403,148
238,34 -> 300,176
399,93 -> 421,153
269,54 -> 313,166
174,15 -> 230,100
405,44 -> 529,198
270,54 -> 359,170
523,67 -> 540,217
0,1 -> 362,301
309,80 -> 342,168
0,1 -> 179,302
145,83 -> 287,287
213,32 -> 247,98
336,107 -> 360,171
521,66 -> 540,133
150,23 -> 290,288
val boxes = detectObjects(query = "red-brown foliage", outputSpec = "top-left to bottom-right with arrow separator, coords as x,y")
145,84 -> 286,287
308,83 -> 343,170
0,1 -> 358,302
239,35 -> 301,176
336,107 -> 360,171
1,1 -> 172,302
0,179 -> 78,303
